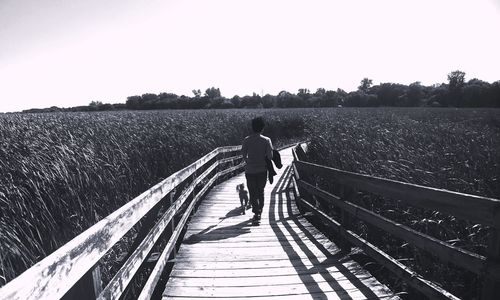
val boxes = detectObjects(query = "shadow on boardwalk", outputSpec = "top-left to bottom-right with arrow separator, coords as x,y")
269,165 -> 383,299
183,206 -> 253,244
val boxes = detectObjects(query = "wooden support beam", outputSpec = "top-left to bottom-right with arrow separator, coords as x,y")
297,180 -> 500,280
298,197 -> 460,300
481,218 -> 500,299
295,161 -> 500,227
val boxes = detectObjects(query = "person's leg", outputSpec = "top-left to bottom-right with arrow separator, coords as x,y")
256,172 -> 267,216
245,173 -> 259,214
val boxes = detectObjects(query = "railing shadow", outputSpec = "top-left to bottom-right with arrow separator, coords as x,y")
269,165 -> 384,299
183,211 -> 253,244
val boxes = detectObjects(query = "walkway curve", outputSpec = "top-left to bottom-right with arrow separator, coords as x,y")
162,147 -> 399,300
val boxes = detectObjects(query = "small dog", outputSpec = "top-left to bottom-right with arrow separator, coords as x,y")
236,183 -> 250,214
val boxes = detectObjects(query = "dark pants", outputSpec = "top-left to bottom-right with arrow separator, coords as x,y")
245,172 -> 267,214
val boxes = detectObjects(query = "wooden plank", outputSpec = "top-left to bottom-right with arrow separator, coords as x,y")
481,218 -> 500,299
183,231 -> 329,242
0,148 -> 221,300
172,296 -> 400,300
174,244 -> 339,260
169,262 -> 365,278
187,215 -> 309,225
218,145 -> 242,153
295,160 -> 500,227
218,155 -> 243,165
173,253 -> 334,263
179,238 -> 336,250
164,281 -> 395,298
298,197 -> 460,300
184,220 -> 317,229
171,257 -> 358,270
166,271 -> 374,287
164,295 -> 400,300
164,293 -> 399,300
170,256 -> 343,266
298,179 -> 500,280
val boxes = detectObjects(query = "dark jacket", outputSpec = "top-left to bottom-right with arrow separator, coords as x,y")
266,150 -> 282,184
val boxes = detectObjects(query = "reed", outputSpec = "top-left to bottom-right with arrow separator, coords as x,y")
0,109 -> 307,286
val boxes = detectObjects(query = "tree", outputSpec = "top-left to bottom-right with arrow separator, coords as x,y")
126,95 -> 142,109
321,90 -> 340,107
447,70 -> 465,106
204,87 -> 221,99
406,82 -> 423,106
276,91 -> 292,108
448,70 -> 466,90
230,95 -> 241,108
298,88 -> 310,96
345,91 -> 376,107
462,79 -> 491,107
141,93 -> 158,109
192,89 -> 201,98
376,83 -> 407,106
158,92 -> 179,109
262,94 -> 276,108
358,78 -> 373,93
314,88 -> 326,97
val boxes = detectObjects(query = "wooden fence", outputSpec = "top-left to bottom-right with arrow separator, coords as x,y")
0,145 -> 245,300
289,144 -> 500,300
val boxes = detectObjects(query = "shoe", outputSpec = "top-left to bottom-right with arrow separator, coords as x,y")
257,213 -> 261,220
253,214 -> 259,221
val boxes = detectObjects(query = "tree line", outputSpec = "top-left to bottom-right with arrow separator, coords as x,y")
22,71 -> 500,113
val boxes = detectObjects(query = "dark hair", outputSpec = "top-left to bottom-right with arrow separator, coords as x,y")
251,117 -> 265,133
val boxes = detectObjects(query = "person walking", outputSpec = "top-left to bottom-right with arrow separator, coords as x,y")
241,117 -> 273,221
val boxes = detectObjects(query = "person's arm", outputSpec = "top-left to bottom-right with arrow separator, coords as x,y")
241,138 -> 248,163
266,138 -> 273,160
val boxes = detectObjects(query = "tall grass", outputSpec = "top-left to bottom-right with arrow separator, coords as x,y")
0,109 -> 306,286
2,107 -> 497,298
302,107 -> 500,299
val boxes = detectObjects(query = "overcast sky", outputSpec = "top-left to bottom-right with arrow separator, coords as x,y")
1,0 -> 499,112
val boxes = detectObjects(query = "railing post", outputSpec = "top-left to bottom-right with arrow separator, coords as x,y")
482,223 -> 500,300
170,189 -> 177,259
338,185 -> 354,252
292,166 -> 302,209
192,169 -> 198,213
215,150 -> 222,185
62,265 -> 102,299
291,150 -> 304,212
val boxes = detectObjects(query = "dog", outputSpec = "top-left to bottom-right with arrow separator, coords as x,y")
236,183 -> 250,214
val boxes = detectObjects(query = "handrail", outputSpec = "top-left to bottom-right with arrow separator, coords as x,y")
290,145 -> 500,300
0,145 -> 244,300
294,160 -> 500,227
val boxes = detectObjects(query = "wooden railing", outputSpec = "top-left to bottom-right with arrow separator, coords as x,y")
0,145 -> 245,300
289,144 -> 500,300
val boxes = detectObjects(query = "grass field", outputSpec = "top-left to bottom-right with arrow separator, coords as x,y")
0,109 -> 306,286
302,107 -> 500,299
0,107 -> 498,298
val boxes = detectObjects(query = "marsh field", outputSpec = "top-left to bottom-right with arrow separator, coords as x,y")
1,108 -> 499,298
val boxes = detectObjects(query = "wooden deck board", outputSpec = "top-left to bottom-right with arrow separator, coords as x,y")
163,147 -> 399,299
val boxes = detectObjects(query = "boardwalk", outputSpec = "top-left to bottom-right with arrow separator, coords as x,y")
163,147 -> 399,299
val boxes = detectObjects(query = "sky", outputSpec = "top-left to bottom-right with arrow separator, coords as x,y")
0,0 -> 499,112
